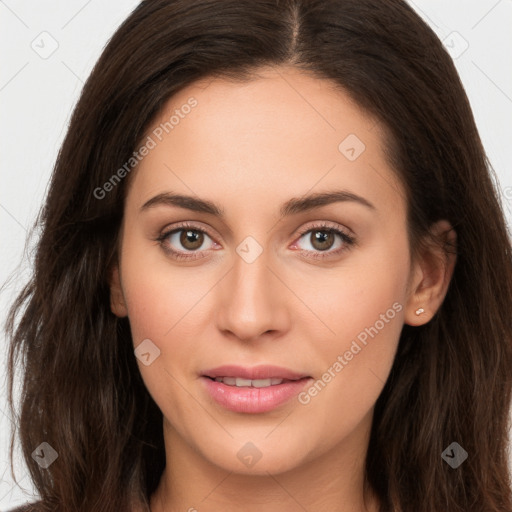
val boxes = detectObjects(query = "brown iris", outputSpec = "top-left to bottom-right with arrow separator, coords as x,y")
180,229 -> 204,250
310,230 -> 335,251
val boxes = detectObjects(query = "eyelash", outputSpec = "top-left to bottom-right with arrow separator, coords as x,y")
155,221 -> 356,261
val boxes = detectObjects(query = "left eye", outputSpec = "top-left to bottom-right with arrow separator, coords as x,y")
293,226 -> 354,255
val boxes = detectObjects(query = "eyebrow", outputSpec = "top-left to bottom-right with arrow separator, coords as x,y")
140,189 -> 376,217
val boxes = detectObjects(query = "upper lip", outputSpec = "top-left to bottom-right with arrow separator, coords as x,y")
202,365 -> 310,381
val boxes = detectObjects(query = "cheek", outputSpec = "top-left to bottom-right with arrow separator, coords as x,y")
121,257 -> 204,420
118,236 -> 220,408
297,227 -> 409,349
119,231 -> 212,344
294,234 -> 409,444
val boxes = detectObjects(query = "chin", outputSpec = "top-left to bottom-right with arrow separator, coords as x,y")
198,435 -> 312,476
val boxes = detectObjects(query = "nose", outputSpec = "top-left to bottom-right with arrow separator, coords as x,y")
215,244 -> 290,343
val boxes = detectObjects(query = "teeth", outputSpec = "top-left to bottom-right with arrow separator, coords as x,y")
252,379 -> 272,388
212,377 -> 285,387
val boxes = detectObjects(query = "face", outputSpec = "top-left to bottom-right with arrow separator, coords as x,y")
109,65 -> 427,476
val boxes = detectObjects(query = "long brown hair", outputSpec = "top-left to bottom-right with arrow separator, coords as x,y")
5,0 -> 512,511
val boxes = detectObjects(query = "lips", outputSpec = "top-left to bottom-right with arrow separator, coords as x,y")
200,364 -> 313,413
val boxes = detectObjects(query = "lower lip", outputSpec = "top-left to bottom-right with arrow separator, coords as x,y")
201,376 -> 312,413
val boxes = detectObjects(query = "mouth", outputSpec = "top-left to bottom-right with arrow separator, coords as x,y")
200,365 -> 313,413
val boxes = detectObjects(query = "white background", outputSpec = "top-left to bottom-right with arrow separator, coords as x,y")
1,0 -> 511,508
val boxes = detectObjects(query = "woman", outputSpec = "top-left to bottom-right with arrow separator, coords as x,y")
5,0 -> 512,511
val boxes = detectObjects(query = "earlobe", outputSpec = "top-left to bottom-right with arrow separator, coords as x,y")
108,264 -> 128,318
404,220 -> 457,326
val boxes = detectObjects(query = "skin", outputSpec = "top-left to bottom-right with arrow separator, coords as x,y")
109,65 -> 456,512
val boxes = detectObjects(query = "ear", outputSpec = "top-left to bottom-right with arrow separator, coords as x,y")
108,263 -> 128,318
404,220 -> 457,326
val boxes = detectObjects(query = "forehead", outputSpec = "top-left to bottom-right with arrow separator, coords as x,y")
126,66 -> 405,220
151,65 -> 378,153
